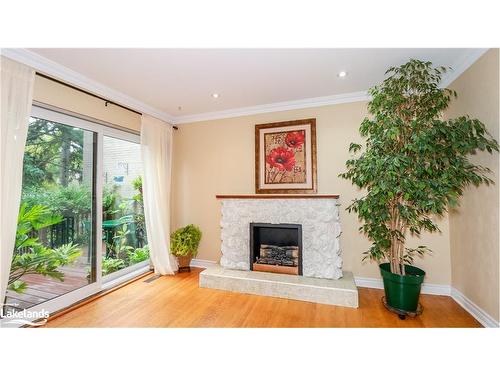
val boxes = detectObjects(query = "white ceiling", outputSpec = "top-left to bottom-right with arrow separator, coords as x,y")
29,48 -> 484,121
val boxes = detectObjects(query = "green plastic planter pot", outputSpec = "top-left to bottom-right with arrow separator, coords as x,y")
379,263 -> 425,313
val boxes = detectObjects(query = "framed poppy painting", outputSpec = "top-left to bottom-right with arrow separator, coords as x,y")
255,118 -> 317,194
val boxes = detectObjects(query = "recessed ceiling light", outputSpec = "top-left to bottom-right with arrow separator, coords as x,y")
337,71 -> 348,78
212,93 -> 220,98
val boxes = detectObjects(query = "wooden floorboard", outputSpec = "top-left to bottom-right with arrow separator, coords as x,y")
43,267 -> 482,328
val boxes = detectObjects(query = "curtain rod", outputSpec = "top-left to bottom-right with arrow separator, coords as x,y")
35,72 -> 178,130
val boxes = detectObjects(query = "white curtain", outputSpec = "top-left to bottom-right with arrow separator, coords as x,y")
140,115 -> 178,275
0,57 -> 35,304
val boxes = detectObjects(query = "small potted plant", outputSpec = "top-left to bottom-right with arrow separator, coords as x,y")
170,224 -> 202,272
341,59 -> 498,319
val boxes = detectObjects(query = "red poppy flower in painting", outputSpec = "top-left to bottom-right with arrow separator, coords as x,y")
266,147 -> 296,171
285,131 -> 305,148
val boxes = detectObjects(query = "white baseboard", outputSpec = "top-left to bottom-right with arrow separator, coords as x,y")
191,263 -> 449,295
354,276 -> 385,290
354,276 -> 451,296
190,259 -> 218,269
355,276 -> 499,328
190,260 -> 498,328
450,287 -> 499,328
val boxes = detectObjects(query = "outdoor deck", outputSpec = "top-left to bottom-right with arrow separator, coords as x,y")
5,242 -> 108,311
5,265 -> 89,310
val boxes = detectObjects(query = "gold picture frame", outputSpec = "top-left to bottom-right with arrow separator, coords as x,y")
255,118 -> 317,194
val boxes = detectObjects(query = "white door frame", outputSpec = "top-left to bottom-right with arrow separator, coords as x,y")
1,106 -> 147,327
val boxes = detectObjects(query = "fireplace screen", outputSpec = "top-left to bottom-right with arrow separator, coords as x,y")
249,223 -> 302,275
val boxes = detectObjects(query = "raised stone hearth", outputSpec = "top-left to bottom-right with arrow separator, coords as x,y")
201,195 -> 358,307
200,265 -> 358,308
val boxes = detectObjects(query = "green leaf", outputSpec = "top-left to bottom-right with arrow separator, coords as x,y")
8,280 -> 27,294
170,224 -> 202,257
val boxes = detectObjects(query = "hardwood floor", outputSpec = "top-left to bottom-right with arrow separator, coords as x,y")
43,267 -> 481,328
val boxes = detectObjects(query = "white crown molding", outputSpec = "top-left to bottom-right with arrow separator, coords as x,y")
174,90 -> 371,124
450,287 -> 499,328
440,48 -> 489,88
2,48 -> 487,126
0,48 -> 176,124
354,276 -> 451,296
173,48 -> 488,125
2,48 -> 369,126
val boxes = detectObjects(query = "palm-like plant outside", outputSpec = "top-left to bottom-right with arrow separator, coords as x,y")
9,204 -> 82,294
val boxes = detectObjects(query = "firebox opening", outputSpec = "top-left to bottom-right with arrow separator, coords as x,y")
250,223 -> 302,276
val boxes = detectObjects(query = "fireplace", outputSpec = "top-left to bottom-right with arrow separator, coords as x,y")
218,196 -> 343,279
249,223 -> 303,276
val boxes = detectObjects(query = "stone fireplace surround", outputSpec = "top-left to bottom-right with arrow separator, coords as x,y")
199,195 -> 359,308
218,195 -> 343,279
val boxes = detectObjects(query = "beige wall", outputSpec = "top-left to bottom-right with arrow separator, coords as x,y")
172,102 -> 452,284
446,49 -> 499,321
33,75 -> 141,131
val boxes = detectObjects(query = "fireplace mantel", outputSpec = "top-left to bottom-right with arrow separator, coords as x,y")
216,194 -> 340,199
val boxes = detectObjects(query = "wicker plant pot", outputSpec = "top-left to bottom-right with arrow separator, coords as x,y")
177,255 -> 192,273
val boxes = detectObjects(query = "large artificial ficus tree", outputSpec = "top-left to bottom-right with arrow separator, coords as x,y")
340,59 -> 498,275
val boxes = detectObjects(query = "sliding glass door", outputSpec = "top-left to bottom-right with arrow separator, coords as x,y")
2,106 -> 149,326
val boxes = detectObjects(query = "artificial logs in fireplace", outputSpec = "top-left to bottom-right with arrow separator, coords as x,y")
250,223 -> 302,275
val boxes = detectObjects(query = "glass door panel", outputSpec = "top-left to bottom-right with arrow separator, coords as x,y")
5,116 -> 97,314
101,135 -> 149,280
